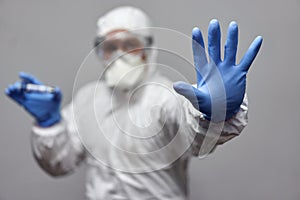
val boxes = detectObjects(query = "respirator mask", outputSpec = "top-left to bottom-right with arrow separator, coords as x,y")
104,50 -> 147,90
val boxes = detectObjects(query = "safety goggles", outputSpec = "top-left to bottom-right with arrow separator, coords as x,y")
94,32 -> 153,60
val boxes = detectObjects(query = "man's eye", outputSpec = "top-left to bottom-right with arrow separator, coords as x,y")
124,40 -> 142,50
104,44 -> 117,53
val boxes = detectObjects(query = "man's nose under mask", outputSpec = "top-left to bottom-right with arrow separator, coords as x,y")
104,51 -> 147,91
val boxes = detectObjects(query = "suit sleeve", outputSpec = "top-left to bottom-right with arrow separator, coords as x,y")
184,94 -> 248,157
163,86 -> 248,158
31,103 -> 86,177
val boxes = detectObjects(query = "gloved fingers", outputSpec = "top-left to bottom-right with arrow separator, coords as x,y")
53,87 -> 62,101
6,82 -> 23,94
192,27 -> 205,48
224,21 -> 238,65
5,83 -> 25,104
208,19 -> 221,65
173,81 -> 203,110
26,87 -> 62,102
19,72 -> 43,85
5,84 -> 16,96
192,27 -> 207,83
239,36 -> 263,72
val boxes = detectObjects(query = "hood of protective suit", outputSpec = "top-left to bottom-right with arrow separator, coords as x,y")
96,6 -> 152,38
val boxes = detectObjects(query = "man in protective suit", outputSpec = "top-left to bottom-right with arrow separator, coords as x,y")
5,6 -> 262,200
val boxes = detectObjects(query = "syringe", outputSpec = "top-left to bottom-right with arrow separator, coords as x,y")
20,83 -> 56,93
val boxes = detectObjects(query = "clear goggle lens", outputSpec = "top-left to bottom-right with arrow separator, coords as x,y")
94,32 -> 153,60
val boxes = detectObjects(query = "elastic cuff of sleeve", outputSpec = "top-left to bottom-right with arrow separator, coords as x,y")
32,119 -> 66,137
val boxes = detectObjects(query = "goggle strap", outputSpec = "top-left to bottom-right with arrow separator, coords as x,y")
94,35 -> 153,48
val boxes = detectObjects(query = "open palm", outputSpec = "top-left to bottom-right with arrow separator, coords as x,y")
174,19 -> 263,122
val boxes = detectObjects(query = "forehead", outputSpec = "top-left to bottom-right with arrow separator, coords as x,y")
103,29 -> 145,46
106,29 -> 129,38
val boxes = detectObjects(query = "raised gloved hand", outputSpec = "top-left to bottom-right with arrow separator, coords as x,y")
174,19 -> 263,122
5,72 -> 62,127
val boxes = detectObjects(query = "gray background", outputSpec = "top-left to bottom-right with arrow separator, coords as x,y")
0,0 -> 299,199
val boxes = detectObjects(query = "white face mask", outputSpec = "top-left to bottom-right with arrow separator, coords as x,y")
104,51 -> 146,90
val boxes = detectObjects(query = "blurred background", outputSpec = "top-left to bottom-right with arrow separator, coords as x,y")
0,0 -> 299,199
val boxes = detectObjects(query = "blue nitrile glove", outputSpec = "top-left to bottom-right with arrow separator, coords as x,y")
5,72 -> 62,127
173,19 -> 263,122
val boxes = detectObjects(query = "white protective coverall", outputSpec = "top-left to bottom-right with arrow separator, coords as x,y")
31,6 -> 248,200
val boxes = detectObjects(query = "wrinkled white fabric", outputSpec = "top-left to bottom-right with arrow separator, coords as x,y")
31,70 -> 248,200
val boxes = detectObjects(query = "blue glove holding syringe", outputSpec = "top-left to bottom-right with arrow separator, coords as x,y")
5,72 -> 62,127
